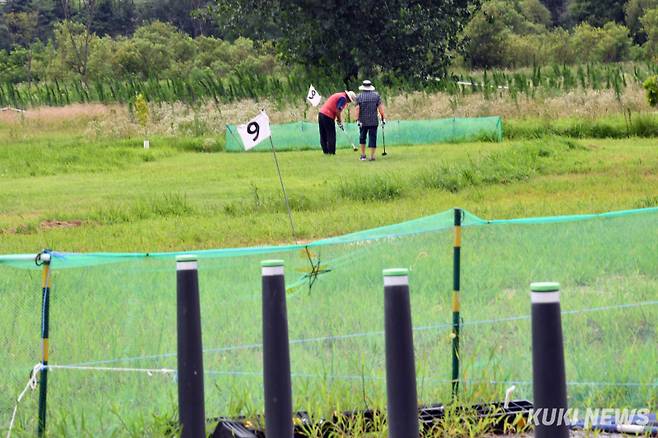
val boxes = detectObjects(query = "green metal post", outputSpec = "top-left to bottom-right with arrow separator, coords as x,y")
37,252 -> 52,437
452,208 -> 462,399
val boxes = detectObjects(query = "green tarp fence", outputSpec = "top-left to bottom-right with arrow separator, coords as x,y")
225,116 -> 504,152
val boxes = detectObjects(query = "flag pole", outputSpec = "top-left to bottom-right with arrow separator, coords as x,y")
269,137 -> 297,241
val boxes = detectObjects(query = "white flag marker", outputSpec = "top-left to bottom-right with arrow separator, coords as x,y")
237,111 -> 271,150
306,85 -> 322,107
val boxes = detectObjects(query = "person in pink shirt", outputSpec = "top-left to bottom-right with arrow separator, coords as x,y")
318,90 -> 357,155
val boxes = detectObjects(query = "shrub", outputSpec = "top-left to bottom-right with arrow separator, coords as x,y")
631,113 -> 658,135
542,28 -> 577,64
634,195 -> 658,208
596,22 -> 633,62
507,34 -> 542,67
134,93 -> 149,129
337,175 -> 403,202
571,24 -> 601,62
571,23 -> 633,63
643,75 -> 658,106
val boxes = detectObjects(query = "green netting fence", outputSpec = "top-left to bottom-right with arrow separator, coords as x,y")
225,117 -> 504,152
1,207 -> 657,435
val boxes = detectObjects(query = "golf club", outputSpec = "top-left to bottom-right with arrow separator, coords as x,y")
339,124 -> 358,151
382,122 -> 387,156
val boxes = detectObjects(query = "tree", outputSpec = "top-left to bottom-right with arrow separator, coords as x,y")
540,0 -> 566,24
571,22 -> 632,63
131,21 -> 196,78
139,0 -> 214,37
570,23 -> 600,61
92,0 -> 137,37
463,1 -> 514,67
641,7 -> 658,60
213,0 -> 477,85
210,0 -> 280,41
4,10 -> 39,84
57,0 -> 99,83
463,0 -> 546,68
595,22 -> 632,62
521,0 -> 552,27
1,0 -> 30,50
52,19 -> 98,82
32,0 -> 58,41
625,0 -> 658,44
566,0 -> 625,27
1,0 -> 60,45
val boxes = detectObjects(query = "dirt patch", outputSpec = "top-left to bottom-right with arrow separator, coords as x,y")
40,220 -> 83,230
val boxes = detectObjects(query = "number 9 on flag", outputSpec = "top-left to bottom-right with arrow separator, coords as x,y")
307,84 -> 321,107
237,111 -> 271,150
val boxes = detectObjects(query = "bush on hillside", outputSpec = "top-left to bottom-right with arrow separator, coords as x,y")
644,75 -> 658,107
572,23 -> 633,63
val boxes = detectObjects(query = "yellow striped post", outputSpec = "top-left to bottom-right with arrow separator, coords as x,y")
451,208 -> 462,399
37,252 -> 52,437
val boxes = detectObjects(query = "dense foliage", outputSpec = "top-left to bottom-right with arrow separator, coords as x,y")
463,0 -> 658,67
213,0 -> 475,84
0,0 -> 657,94
0,21 -> 279,84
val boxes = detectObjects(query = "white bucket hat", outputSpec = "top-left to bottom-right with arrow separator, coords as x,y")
345,90 -> 357,102
358,80 -> 375,91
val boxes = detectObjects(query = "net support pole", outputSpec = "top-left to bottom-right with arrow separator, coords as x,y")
451,208 -> 462,399
384,268 -> 419,438
531,282 -> 569,438
37,252 -> 52,437
176,255 -> 206,438
261,260 -> 293,438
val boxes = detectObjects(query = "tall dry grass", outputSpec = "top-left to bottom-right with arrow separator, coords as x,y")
385,85 -> 651,120
0,84 -> 653,139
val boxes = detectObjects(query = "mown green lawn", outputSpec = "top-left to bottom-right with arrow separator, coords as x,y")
0,135 -> 656,253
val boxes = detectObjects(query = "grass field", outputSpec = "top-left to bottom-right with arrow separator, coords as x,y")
0,109 -> 657,436
0,127 -> 657,253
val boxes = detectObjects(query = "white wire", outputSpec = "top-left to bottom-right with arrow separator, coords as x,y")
41,364 -> 657,389
6,364 -> 42,438
69,299 -> 658,368
46,364 -> 175,376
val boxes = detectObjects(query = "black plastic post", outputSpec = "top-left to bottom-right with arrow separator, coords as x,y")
452,207 -> 462,399
383,268 -> 419,438
37,252 -> 52,437
261,259 -> 293,438
176,255 -> 206,438
531,282 -> 569,438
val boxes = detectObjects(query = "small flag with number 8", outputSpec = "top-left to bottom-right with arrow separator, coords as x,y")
237,111 -> 272,150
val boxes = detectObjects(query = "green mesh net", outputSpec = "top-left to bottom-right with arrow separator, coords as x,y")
225,117 -> 504,152
1,207 -> 656,435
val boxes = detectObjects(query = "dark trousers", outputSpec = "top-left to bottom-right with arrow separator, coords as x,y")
359,125 -> 378,148
318,113 -> 336,154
